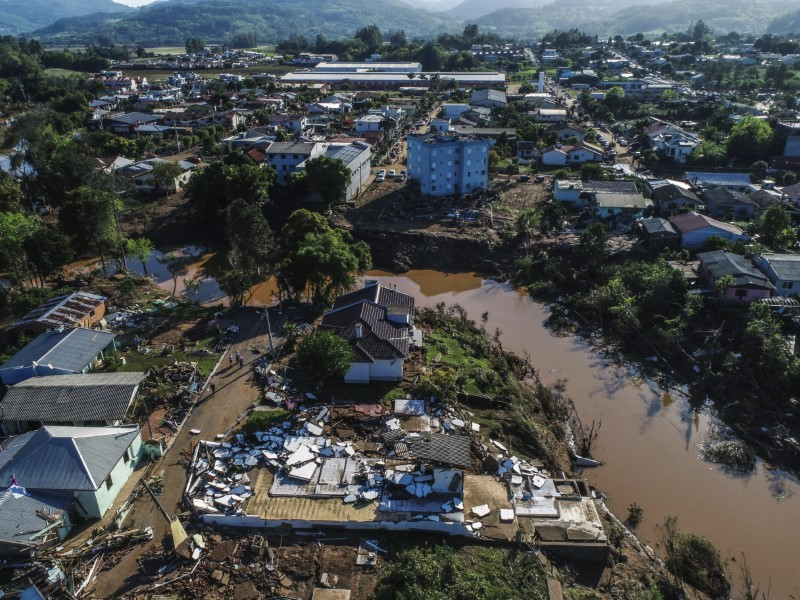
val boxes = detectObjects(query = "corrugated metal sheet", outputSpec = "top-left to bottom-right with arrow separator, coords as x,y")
0,373 -> 145,423
0,328 -> 116,373
407,433 -> 471,468
0,489 -> 72,546
0,425 -> 139,491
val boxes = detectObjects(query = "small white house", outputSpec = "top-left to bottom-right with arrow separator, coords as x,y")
320,281 -> 418,384
355,114 -> 386,133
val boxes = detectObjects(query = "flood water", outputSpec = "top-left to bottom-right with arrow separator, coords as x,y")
369,269 -> 800,598
67,248 -> 800,594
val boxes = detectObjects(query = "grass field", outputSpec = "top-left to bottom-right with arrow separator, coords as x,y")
114,349 -> 220,376
122,63 -> 293,81
145,46 -> 186,55
44,68 -> 85,77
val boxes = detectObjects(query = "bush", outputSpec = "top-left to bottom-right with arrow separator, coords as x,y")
671,533 -> 729,599
295,330 -> 354,383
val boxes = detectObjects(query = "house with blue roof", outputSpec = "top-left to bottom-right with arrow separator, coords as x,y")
0,425 -> 142,520
0,328 -> 116,386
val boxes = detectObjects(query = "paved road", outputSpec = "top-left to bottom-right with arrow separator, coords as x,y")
94,307 -> 283,598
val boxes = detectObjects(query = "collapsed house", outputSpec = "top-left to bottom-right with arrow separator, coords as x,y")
185,395 -> 608,561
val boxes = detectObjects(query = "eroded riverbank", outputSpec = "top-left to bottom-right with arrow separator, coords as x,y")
369,269 -> 800,598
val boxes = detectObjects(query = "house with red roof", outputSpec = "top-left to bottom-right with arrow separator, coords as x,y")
669,212 -> 750,249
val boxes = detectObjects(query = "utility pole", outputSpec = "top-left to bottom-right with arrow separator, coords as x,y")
263,307 -> 274,355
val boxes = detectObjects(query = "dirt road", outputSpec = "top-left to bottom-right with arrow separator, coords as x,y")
94,307 -> 284,598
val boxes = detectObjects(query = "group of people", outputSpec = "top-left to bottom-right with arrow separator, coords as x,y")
229,351 -> 245,369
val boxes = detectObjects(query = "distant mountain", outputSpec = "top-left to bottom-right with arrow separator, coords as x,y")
33,0 -> 449,46
403,0 -> 462,11
0,0 -> 132,34
473,0 -> 800,38
767,6 -> 800,34
446,0 -> 550,21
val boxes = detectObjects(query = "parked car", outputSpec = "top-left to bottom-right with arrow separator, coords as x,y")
400,169 -> 407,178
618,138 -> 628,147
534,175 -> 545,183
517,174 -> 530,182
388,169 -> 396,178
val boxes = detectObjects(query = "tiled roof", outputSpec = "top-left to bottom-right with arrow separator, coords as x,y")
332,283 -> 414,312
405,433 -> 471,468
0,373 -> 146,423
320,301 -> 410,363
0,425 -> 139,491
0,328 -> 116,374
685,171 -> 752,187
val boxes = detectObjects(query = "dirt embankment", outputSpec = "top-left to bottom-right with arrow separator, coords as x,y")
352,227 -> 511,274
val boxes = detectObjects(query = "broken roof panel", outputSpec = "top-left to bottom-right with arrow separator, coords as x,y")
405,433 -> 471,468
12,292 -> 106,331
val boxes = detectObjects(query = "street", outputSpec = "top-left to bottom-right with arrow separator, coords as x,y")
93,307 -> 283,597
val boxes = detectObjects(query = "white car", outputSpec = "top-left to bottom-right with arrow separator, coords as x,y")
388,169 -> 396,178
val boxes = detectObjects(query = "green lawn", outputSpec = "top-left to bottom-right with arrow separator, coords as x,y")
425,331 -> 492,396
112,349 -> 220,376
145,46 -> 186,55
45,68 -> 84,77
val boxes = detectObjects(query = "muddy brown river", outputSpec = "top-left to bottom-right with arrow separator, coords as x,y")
370,269 -> 800,598
69,251 -> 800,594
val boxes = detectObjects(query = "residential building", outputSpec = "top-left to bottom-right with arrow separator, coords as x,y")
540,141 -> 603,166
0,328 -> 116,386
0,425 -> 143,519
12,292 -> 107,337
517,141 -> 538,165
313,61 -> 422,73
116,158 -> 197,194
322,142 -> 372,202
669,212 -> 749,249
755,253 -> 800,297
407,133 -> 492,197
355,114 -> 386,133
553,179 -> 639,208
685,171 -> 754,193
319,281 -> 418,384
0,488 -> 73,556
101,112 -> 161,135
651,183 -> 703,216
781,181 -> 800,208
280,71 -> 506,90
534,108 -> 567,123
700,187 -> 759,220
96,155 -> 134,174
697,251 -> 774,303
645,120 -> 700,164
441,104 -> 470,119
551,124 -> 586,142
593,192 -> 651,220
266,141 -> 325,185
223,128 -> 275,151
0,372 -> 147,435
638,218 -> 681,251
470,89 -> 507,108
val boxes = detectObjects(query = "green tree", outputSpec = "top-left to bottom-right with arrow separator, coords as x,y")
354,25 -> 382,54
303,156 -> 352,206
0,171 -> 23,212
689,141 -> 726,166
221,199 -> 276,305
125,237 -> 155,276
580,162 -> 608,180
295,330 -> 354,383
580,222 -> 609,257
185,38 -> 205,54
24,224 -> 72,286
185,151 -> 275,225
0,211 -> 37,284
150,160 -> 184,194
59,187 -> 121,276
726,116 -> 773,163
157,252 -> 191,297
418,41 -> 443,71
759,204 -> 794,247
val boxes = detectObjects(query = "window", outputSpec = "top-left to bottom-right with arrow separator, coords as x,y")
123,450 -> 130,463
782,282 -> 794,289
105,474 -> 114,490
735,289 -> 747,298
431,185 -> 436,191
280,153 -> 286,159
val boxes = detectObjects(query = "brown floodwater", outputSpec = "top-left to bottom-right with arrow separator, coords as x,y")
65,250 -> 800,594
370,269 -> 800,598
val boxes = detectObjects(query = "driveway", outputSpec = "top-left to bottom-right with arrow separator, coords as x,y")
94,307 -> 284,597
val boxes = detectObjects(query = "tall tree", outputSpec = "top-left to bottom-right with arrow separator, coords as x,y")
0,211 -> 37,285
59,187 -> 121,276
295,330 -> 354,384
303,156 -> 352,206
727,116 -> 773,163
24,224 -> 73,286
125,237 -> 155,276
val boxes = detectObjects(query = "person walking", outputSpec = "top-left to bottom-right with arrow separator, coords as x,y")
228,353 -> 233,368
238,355 -> 245,368
210,382 -> 216,396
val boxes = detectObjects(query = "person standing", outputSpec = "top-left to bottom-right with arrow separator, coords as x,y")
239,355 -> 245,368
228,353 -> 233,367
210,382 -> 216,395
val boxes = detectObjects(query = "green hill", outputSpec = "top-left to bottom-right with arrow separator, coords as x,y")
33,0 -> 449,46
473,0 -> 800,37
0,0 -> 132,34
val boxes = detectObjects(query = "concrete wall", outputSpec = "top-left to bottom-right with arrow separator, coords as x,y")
369,359 -> 403,381
408,135 -> 491,197
344,362 -> 370,384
